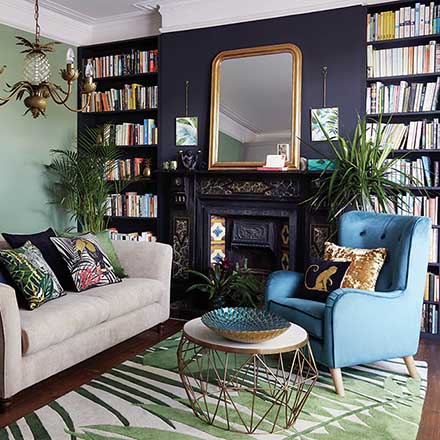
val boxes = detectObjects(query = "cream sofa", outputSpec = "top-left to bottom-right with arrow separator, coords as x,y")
0,237 -> 172,408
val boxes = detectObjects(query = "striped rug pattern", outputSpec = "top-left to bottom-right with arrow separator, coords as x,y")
1,333 -> 427,440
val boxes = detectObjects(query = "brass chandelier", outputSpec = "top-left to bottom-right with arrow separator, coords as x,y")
0,0 -> 96,118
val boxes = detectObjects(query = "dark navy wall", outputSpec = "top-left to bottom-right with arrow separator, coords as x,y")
158,5 -> 366,163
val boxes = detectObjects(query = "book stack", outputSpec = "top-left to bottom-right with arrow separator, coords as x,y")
425,272 -> 440,302
367,3 -> 440,42
102,121 -> 158,146
84,49 -> 158,78
82,84 -> 158,113
107,193 -> 158,218
366,78 -> 440,113
106,158 -> 149,180
367,41 -> 440,77
387,157 -> 439,186
421,303 -> 439,333
108,228 -> 157,242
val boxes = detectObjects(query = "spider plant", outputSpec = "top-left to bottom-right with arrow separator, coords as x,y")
306,116 -> 421,223
46,126 -> 126,233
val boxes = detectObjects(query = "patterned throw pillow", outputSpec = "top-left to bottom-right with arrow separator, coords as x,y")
297,259 -> 351,303
50,235 -> 121,292
0,241 -> 65,310
324,242 -> 388,291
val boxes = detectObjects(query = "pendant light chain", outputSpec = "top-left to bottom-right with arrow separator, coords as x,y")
34,0 -> 40,44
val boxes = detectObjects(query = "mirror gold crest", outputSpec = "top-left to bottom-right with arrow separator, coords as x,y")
209,44 -> 302,170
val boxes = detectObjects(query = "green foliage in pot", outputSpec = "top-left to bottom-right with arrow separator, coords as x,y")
186,258 -> 264,309
46,126 -> 125,233
306,117 -> 420,222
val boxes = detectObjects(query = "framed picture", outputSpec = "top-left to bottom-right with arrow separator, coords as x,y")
276,143 -> 290,161
310,107 -> 339,141
176,116 -> 198,146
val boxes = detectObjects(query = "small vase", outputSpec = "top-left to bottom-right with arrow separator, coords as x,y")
143,167 -> 151,178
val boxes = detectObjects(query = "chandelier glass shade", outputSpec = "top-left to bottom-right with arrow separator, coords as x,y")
0,0 -> 96,118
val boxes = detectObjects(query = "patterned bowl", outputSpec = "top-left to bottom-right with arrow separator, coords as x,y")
201,307 -> 290,343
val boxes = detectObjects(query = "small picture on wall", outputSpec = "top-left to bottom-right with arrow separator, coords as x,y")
276,143 -> 290,162
310,107 -> 339,141
176,116 -> 198,146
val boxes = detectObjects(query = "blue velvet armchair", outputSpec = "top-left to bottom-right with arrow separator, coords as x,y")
265,211 -> 431,396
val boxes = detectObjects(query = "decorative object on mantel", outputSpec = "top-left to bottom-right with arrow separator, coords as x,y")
257,154 -> 288,171
310,66 -> 339,141
300,156 -> 308,171
176,80 -> 198,146
308,158 -> 335,171
162,161 -> 170,170
0,0 -> 96,118
200,307 -> 290,343
179,149 -> 202,170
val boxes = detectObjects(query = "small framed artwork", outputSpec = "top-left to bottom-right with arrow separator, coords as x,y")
276,143 -> 290,162
310,107 -> 339,141
176,116 -> 198,146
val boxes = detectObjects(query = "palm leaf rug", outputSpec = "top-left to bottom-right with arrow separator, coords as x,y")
1,333 -> 427,440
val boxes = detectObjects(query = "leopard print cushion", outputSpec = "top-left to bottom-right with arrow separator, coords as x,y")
324,242 -> 387,291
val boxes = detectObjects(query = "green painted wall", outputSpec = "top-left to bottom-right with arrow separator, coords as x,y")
218,131 -> 244,162
0,24 -> 77,234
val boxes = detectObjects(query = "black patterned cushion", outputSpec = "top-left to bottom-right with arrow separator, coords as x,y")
0,241 -> 65,310
297,259 -> 351,303
50,236 -> 121,292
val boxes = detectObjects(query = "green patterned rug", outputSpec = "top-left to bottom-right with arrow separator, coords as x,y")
2,333 -> 427,439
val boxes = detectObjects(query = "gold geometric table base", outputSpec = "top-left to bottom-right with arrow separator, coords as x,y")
177,333 -> 318,434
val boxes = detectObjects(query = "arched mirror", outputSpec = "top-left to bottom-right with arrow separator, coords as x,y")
209,44 -> 302,170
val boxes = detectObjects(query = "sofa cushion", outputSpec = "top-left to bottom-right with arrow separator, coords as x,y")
81,278 -> 163,320
20,293 -> 110,355
268,297 -> 325,340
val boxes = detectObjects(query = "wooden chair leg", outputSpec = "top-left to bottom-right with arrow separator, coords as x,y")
329,368 -> 345,397
403,355 -> 419,379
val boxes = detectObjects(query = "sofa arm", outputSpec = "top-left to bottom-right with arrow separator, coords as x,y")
0,283 -> 22,399
112,241 -> 172,318
265,270 -> 304,305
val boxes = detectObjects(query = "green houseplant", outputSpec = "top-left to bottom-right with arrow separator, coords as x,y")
46,126 -> 124,233
307,117 -> 420,223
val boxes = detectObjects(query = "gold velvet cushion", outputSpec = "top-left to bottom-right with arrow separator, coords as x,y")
324,242 -> 387,291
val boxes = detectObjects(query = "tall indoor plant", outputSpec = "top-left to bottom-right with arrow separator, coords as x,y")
46,126 -> 124,233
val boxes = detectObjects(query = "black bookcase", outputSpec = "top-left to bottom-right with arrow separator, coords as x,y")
77,36 -> 161,240
367,0 -> 440,339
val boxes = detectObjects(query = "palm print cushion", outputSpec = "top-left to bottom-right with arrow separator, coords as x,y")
50,235 -> 121,292
0,241 -> 65,310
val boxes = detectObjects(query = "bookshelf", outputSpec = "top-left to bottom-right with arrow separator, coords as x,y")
367,1 -> 440,339
77,36 -> 160,242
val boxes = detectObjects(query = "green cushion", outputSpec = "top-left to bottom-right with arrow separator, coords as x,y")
57,231 -> 127,278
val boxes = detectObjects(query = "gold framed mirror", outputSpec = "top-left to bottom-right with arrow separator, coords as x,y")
209,43 -> 302,170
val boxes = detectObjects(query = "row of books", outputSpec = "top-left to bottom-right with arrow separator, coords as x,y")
425,272 -> 440,302
386,157 -> 439,187
394,195 -> 438,226
366,41 -> 440,77
366,79 -> 440,114
367,3 -> 440,42
106,158 -> 149,181
102,121 -> 158,146
84,49 -> 158,79
366,120 -> 440,150
106,193 -> 158,218
81,85 -> 158,113
421,303 -> 438,333
108,228 -> 157,242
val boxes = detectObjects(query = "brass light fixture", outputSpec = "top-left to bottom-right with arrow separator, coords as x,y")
0,0 -> 96,118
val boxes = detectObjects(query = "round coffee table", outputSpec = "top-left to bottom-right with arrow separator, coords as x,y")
177,317 -> 318,434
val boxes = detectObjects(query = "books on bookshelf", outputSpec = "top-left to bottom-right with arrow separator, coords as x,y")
106,158 -> 150,180
108,228 -> 157,242
367,41 -> 440,77
107,192 -> 158,218
421,302 -> 439,333
367,3 -> 440,42
387,157 -> 439,187
82,84 -> 158,113
395,194 -> 438,222
84,49 -> 158,79
425,272 -> 440,301
102,121 -> 158,146
366,78 -> 440,113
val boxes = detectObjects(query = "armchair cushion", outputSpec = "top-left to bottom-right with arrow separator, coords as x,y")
268,297 -> 325,339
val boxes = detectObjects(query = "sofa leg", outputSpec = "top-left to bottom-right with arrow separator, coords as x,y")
329,368 -> 345,397
0,398 -> 12,412
156,322 -> 164,337
403,356 -> 419,379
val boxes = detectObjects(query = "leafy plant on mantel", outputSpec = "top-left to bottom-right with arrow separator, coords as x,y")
46,126 -> 125,233
306,116 -> 420,223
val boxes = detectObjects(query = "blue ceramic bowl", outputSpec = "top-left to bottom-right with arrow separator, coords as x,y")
201,307 -> 290,343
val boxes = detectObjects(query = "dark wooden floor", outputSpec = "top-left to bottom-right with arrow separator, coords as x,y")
0,319 -> 438,440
